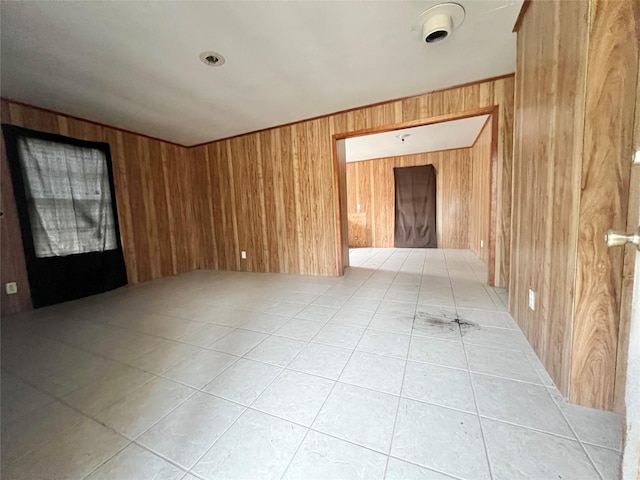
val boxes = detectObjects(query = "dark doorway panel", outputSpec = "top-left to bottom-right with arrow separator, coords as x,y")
2,124 -> 128,308
394,164 -> 437,248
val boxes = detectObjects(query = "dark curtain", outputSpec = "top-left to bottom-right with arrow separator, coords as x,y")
2,124 -> 128,308
394,164 -> 437,248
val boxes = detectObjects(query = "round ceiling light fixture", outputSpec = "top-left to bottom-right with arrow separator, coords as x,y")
412,3 -> 465,44
199,51 -> 226,67
397,133 -> 411,143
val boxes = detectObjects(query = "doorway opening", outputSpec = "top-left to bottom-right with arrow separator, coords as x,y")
332,108 -> 500,285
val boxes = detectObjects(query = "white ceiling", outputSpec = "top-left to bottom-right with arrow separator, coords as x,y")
0,1 -> 521,146
345,114 -> 489,162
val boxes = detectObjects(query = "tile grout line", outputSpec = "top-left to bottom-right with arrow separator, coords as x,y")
521,345 -> 558,388
6,250 -> 613,479
280,248 -> 412,480
448,249 -> 495,480
1,363 -> 160,470
444,249 -> 493,478
129,320 -> 337,477
182,248 -> 387,479
131,298 -> 330,480
181,290 -> 361,475
545,384 -> 610,480
77,373 -> 224,478
383,248 -> 426,479
3,316 -> 257,476
442,249 -> 459,318
461,335 -> 495,480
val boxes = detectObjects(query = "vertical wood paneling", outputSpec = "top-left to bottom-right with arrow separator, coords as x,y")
438,151 -> 471,249
210,142 -> 238,271
103,129 -> 136,280
496,79 -> 514,286
194,118 -> 340,276
469,119 -> 492,266
571,0 -> 639,409
336,137 -> 350,269
191,76 -> 512,279
259,130 -> 279,272
280,126 -> 301,274
511,0 -> 588,398
512,0 -> 639,410
190,145 -> 218,270
1,75 -> 514,315
0,113 -> 32,314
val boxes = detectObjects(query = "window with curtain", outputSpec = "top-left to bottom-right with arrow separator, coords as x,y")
17,136 -> 117,257
2,124 -> 128,308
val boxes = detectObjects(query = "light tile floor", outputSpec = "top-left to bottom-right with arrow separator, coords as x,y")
1,248 -> 624,480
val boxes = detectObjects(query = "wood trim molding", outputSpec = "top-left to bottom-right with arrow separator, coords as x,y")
513,0 -> 532,33
346,144 -> 476,165
472,114 -> 494,147
333,106 -> 497,141
187,75 -> 514,147
2,74 -> 515,317
2,74 -> 515,150
0,97 -> 189,149
332,138 -> 344,274
488,108 -> 500,286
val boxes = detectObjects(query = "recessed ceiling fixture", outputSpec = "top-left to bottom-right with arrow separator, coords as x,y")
413,3 -> 465,44
199,51 -> 225,67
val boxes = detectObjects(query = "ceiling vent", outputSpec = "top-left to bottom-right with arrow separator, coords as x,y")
199,51 -> 226,67
413,3 -> 465,44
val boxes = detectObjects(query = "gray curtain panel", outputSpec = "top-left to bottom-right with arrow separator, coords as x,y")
17,136 -> 117,258
394,164 -> 437,248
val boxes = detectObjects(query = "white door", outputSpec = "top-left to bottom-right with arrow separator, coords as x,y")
622,248 -> 639,479
607,169 -> 640,479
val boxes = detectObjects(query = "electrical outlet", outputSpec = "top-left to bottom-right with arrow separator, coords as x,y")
528,289 -> 535,311
241,251 -> 247,260
357,204 -> 361,211
480,240 -> 484,248
5,282 -> 17,295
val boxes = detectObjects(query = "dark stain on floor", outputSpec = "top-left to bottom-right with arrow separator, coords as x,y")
413,312 -> 480,336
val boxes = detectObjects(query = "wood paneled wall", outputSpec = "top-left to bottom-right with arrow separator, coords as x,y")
190,119 -> 338,276
1,75 -> 514,315
345,150 -> 472,249
571,0 -> 639,412
196,76 -> 514,285
469,119 -> 492,266
511,0 -> 639,411
0,130 -> 32,314
0,101 -> 199,316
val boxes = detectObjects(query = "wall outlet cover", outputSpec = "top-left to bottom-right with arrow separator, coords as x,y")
5,282 -> 17,295
528,289 -> 535,311
241,251 -> 247,259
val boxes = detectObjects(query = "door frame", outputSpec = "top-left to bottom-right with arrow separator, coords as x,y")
331,106 -> 500,284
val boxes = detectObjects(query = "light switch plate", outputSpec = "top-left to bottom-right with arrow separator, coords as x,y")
5,282 -> 17,295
